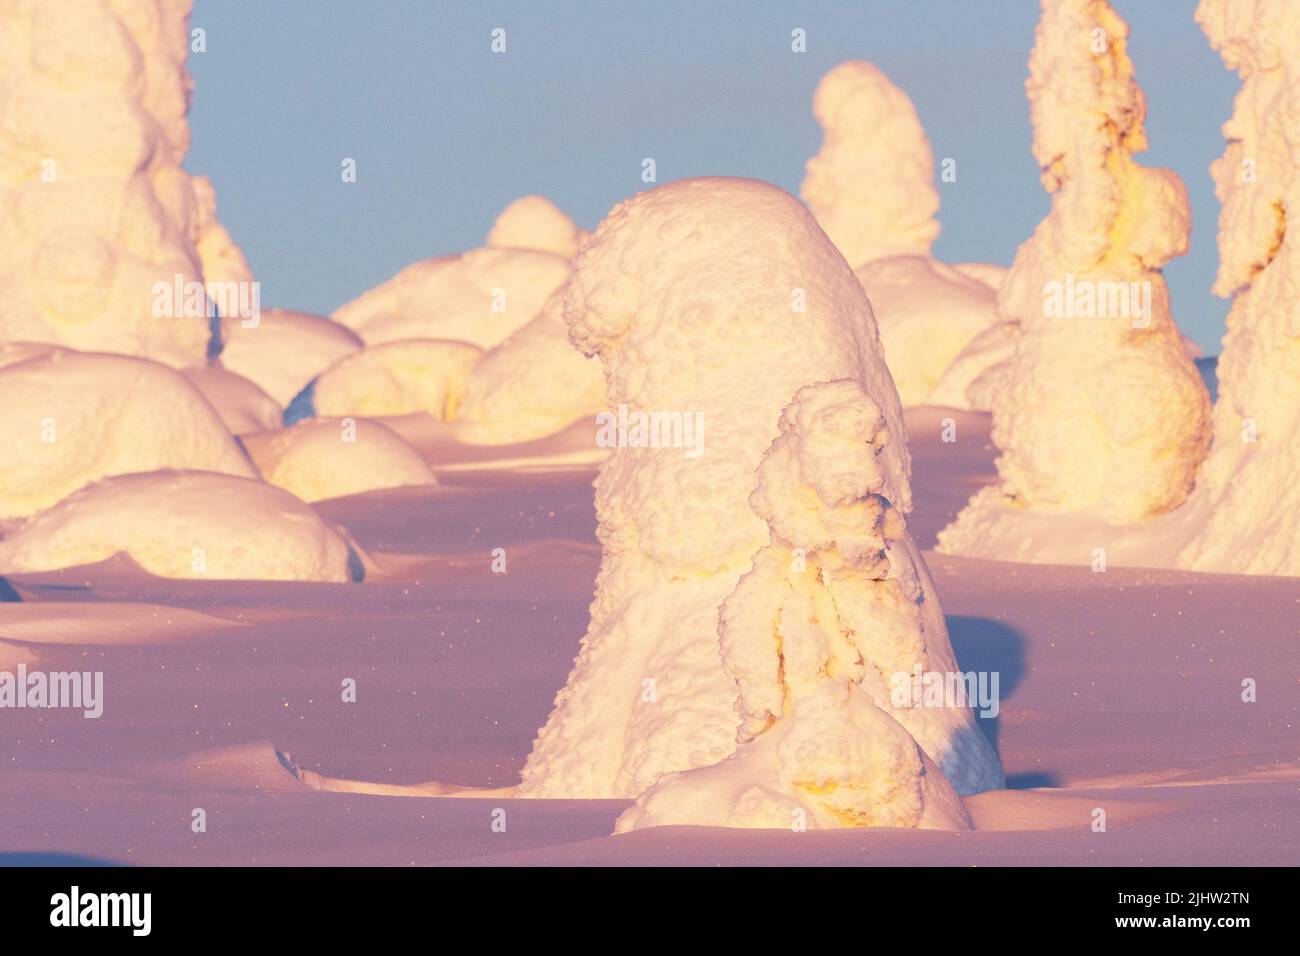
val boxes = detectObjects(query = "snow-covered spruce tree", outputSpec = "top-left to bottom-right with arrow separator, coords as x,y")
801,61 -> 1001,408
801,61 -> 941,268
0,0 -> 229,367
517,177 -> 1002,804
617,381 -> 996,831
938,0 -> 1211,558
1175,0 -> 1300,575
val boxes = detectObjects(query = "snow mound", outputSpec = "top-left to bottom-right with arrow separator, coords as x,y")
0,0 -> 213,367
856,255 -> 1000,406
617,381 -> 998,832
486,195 -> 584,258
455,291 -> 606,444
518,177 -> 1000,801
1176,0 -> 1300,575
242,418 -> 435,503
801,61 -> 940,268
928,322 -> 1016,411
0,471 -> 352,582
218,310 -> 362,407
311,339 -> 483,421
939,0 -> 1211,559
331,247 -> 572,350
0,349 -> 255,519
181,366 -> 282,435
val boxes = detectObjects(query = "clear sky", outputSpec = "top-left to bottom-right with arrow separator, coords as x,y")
186,0 -> 1237,354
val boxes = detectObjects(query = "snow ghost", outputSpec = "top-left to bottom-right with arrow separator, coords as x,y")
802,62 -> 1001,407
617,381 -> 1000,832
1176,1 -> 1300,575
801,61 -> 940,268
0,0 -> 221,367
518,177 -> 1001,803
939,0 -> 1210,553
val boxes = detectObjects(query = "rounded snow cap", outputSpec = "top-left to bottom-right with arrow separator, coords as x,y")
801,61 -> 941,267
486,195 -> 584,258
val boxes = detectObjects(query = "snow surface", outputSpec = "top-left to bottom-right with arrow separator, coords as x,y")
938,0 -> 1212,563
311,338 -> 483,421
0,0 -> 213,367
455,290 -> 607,444
617,382 -> 1000,832
517,177 -> 1003,804
0,348 -> 255,519
4,408 -> 1292,863
218,309 -> 362,408
242,418 -> 435,503
0,470 -> 353,582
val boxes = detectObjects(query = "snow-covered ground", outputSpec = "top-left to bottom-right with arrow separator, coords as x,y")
0,407 -> 1294,865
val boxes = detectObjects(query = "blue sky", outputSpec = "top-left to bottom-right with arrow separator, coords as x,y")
186,0 -> 1236,353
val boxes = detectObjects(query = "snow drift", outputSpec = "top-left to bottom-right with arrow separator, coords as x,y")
332,218 -> 572,350
0,471 -> 352,582
855,256 -> 999,406
455,291 -> 607,444
0,348 -> 255,519
517,177 -> 1001,805
0,0 -> 216,367
218,309 -> 362,408
311,339 -> 483,421
242,418 -> 435,503
938,0 -> 1211,561
181,365 -> 282,435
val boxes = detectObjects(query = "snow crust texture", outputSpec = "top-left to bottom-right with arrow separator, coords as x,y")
518,178 -> 1000,808
0,470 -> 352,582
1175,0 -> 1300,575
0,0 -> 214,367
0,348 -> 255,519
939,0 -> 1211,556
